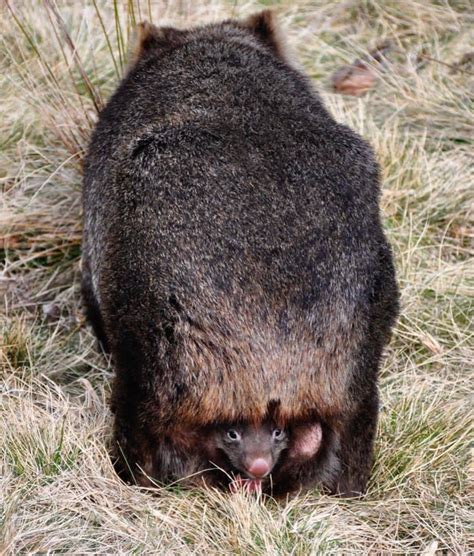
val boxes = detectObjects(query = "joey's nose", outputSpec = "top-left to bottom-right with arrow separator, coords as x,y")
247,458 -> 270,478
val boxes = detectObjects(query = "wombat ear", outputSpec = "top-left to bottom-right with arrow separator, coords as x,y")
127,21 -> 184,68
244,10 -> 287,60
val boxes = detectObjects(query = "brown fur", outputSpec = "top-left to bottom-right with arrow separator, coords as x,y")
141,291 -> 359,430
82,11 -> 399,495
127,22 -> 184,70
242,10 -> 289,62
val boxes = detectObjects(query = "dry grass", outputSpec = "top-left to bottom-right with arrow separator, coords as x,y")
1,0 -> 473,553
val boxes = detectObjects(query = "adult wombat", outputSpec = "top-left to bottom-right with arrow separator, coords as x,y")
82,10 -> 399,496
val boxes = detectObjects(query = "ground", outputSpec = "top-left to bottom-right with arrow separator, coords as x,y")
1,0 -> 472,553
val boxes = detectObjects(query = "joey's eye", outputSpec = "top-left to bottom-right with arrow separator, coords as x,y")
227,429 -> 240,441
272,428 -> 284,440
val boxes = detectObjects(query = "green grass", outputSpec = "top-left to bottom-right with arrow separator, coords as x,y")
1,0 -> 473,553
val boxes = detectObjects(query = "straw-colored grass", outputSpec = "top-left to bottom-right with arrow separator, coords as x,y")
1,0 -> 473,553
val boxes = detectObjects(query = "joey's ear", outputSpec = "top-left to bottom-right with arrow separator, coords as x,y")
127,21 -> 184,68
244,10 -> 287,60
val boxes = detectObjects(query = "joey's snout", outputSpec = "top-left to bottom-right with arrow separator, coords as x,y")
245,457 -> 271,478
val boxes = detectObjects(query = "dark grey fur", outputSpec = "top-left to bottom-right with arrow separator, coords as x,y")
82,11 -> 399,495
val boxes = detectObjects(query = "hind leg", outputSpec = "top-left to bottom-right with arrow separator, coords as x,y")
334,263 -> 398,496
81,255 -> 109,352
334,260 -> 399,496
333,385 -> 379,496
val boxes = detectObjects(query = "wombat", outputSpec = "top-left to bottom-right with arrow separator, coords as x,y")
203,420 -> 322,492
81,10 -> 399,496
208,421 -> 290,482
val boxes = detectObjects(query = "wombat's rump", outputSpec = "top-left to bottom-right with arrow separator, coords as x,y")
82,10 -> 399,495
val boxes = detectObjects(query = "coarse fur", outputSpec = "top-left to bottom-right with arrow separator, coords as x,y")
81,10 -> 399,496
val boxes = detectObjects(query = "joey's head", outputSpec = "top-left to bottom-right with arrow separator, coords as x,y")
212,421 -> 288,480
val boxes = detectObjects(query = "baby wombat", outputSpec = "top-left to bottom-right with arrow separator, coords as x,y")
82,10 -> 399,496
210,422 -> 289,481
205,420 -> 323,493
